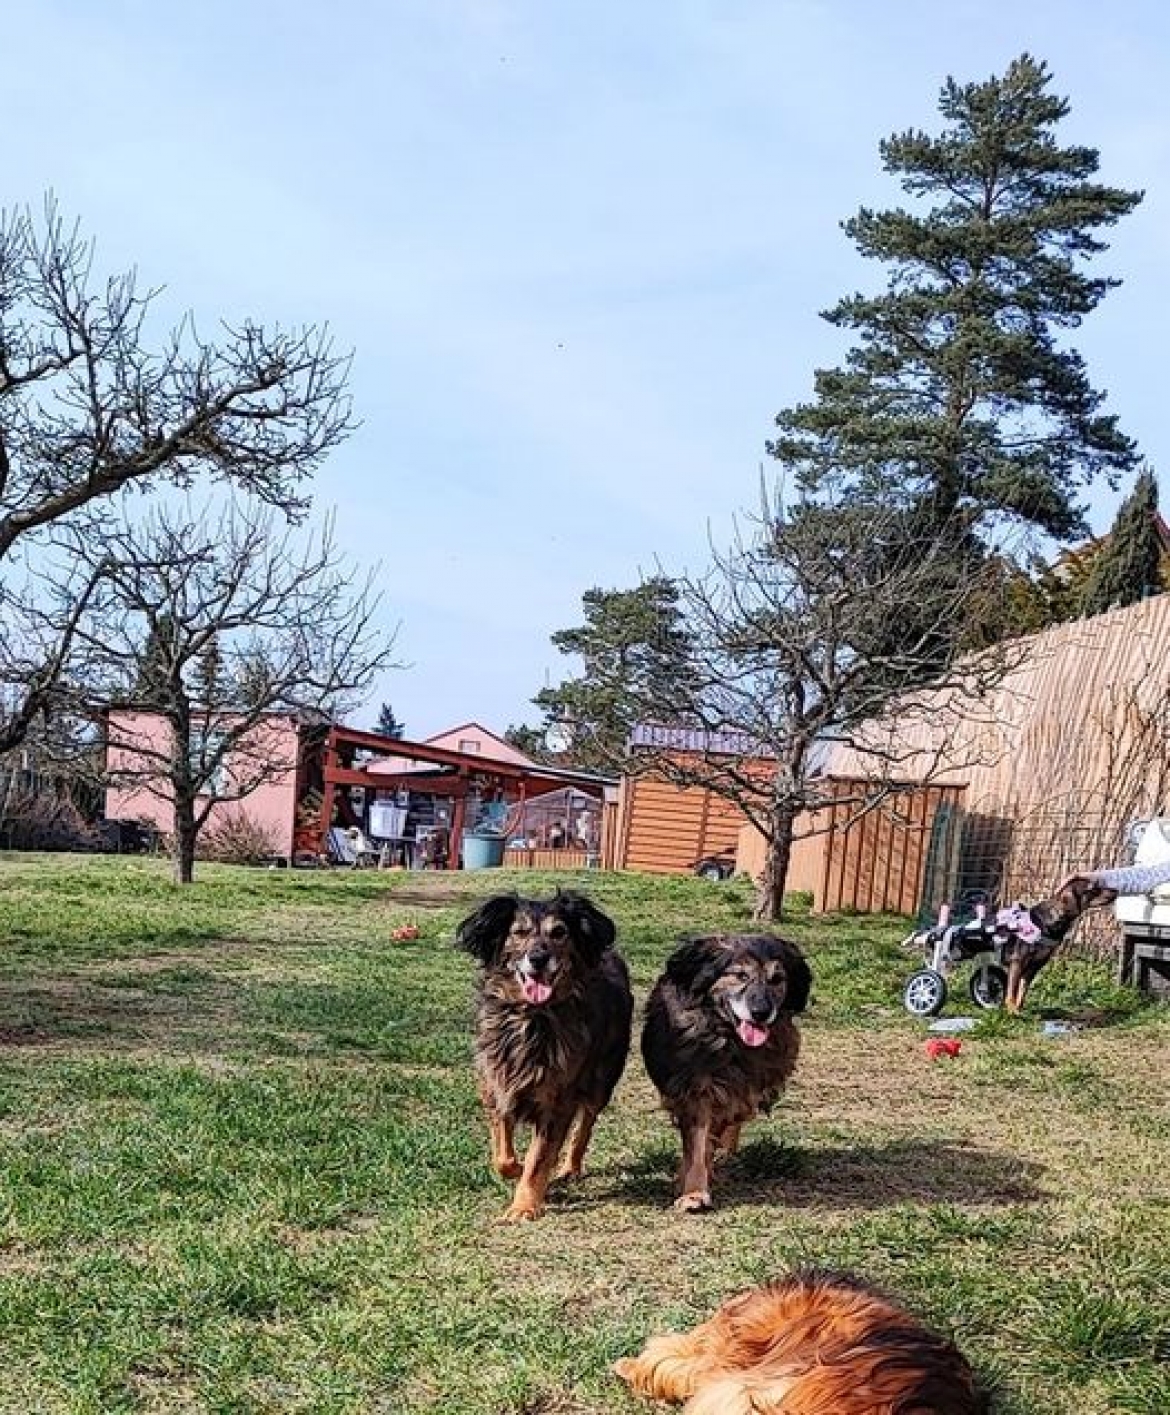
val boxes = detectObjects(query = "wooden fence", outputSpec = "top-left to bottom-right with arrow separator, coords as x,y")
500,847 -> 592,871
476,765 -> 966,918
827,593 -> 1170,911
736,780 -> 967,914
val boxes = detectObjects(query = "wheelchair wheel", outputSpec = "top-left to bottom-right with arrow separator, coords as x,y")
903,968 -> 948,1017
969,963 -> 1008,1010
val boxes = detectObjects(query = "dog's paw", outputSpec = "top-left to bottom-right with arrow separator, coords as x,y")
612,1357 -> 640,1385
674,1190 -> 713,1214
501,1200 -> 544,1222
493,1158 -> 523,1180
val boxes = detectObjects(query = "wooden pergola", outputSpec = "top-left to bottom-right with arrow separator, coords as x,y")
316,724 -> 612,868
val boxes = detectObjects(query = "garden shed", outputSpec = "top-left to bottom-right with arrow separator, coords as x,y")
609,725 -> 968,913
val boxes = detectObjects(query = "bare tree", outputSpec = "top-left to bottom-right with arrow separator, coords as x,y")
0,200 -> 354,752
0,694 -> 103,851
633,495 -> 1016,921
46,500 -> 395,883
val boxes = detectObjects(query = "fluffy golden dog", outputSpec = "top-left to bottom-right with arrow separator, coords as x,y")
641,933 -> 811,1212
456,890 -> 632,1221
614,1271 -> 987,1414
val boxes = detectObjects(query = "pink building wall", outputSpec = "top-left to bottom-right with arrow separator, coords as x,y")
366,720 -> 536,782
424,722 -> 535,766
105,709 -> 301,857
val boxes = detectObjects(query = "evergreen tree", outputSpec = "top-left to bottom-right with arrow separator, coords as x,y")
503,723 -> 549,760
534,576 -> 697,770
1080,467 -> 1165,616
375,703 -> 405,739
132,615 -> 177,707
955,552 -> 1052,651
236,651 -> 275,710
1034,545 -> 1095,627
770,55 -> 1142,547
194,636 -> 223,705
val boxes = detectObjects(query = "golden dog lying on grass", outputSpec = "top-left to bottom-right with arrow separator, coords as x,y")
615,1271 -> 987,1414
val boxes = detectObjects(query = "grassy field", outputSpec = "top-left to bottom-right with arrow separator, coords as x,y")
0,853 -> 1166,1414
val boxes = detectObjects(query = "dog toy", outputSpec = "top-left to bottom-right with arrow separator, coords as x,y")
390,923 -> 421,941
924,1038 -> 962,1060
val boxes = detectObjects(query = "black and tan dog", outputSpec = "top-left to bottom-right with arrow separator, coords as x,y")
642,933 -> 811,1213
456,890 -> 632,1221
1002,875 -> 1118,1013
615,1270 -> 987,1414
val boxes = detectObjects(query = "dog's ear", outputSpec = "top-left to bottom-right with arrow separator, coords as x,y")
556,890 -> 616,965
765,936 -> 812,1014
664,936 -> 729,998
455,894 -> 518,966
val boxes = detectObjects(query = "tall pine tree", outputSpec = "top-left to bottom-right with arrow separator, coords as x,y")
770,55 -> 1142,545
1080,467 -> 1166,616
534,576 -> 696,770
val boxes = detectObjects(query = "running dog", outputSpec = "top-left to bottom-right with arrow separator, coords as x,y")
455,890 -> 632,1220
641,933 -> 811,1213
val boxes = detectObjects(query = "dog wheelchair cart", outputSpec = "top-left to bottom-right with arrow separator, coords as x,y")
901,896 -> 1011,1017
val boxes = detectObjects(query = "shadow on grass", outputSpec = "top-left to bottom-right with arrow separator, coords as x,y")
0,966 -> 477,1068
601,1135 -> 1045,1211
0,972 -> 232,1050
381,882 -> 483,909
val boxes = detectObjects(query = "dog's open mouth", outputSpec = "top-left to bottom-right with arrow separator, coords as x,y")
735,1019 -> 770,1047
520,976 -> 553,1005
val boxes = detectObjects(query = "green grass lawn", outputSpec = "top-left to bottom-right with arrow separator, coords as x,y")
0,854 -> 1167,1414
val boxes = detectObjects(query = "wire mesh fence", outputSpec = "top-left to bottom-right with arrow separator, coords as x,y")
918,793 -> 1146,960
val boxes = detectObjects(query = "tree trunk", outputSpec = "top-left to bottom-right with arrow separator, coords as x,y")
755,799 -> 797,923
173,795 -> 198,885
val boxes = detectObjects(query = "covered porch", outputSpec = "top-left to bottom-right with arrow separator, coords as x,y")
300,724 -> 615,870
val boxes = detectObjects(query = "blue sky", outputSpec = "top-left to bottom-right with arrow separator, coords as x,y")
8,1 -> 1170,738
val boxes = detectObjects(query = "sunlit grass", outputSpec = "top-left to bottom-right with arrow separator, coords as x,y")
0,853 -> 1166,1412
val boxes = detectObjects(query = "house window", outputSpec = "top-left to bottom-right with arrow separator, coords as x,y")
190,726 -> 230,798
458,739 -> 481,754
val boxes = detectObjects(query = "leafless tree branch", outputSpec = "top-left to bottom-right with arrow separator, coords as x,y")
0,199 -> 355,749
626,489 -> 1022,919
37,497 -> 397,882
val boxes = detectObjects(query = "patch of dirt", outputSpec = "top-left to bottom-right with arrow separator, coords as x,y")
127,1372 -> 203,1414
0,1240 -> 47,1277
473,1020 -> 1170,1310
0,1023 -> 54,1047
83,949 -> 242,975
385,881 -> 481,908
515,1397 -> 605,1415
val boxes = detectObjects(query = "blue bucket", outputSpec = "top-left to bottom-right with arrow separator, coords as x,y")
462,832 -> 506,870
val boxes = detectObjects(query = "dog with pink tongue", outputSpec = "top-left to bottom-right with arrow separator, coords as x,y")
641,933 -> 811,1213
